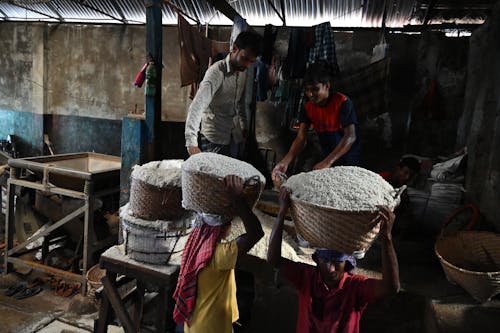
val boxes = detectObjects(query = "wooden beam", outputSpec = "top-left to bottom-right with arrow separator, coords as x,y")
423,0 -> 438,26
205,0 -> 240,22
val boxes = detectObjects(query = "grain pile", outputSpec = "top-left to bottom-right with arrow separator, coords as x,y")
284,166 -> 397,212
131,159 -> 183,188
227,209 -> 313,265
182,152 -> 265,183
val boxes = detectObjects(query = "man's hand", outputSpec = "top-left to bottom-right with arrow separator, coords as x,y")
377,205 -> 395,240
313,159 -> 331,170
224,175 -> 244,200
278,187 -> 291,214
187,146 -> 201,155
272,162 -> 288,183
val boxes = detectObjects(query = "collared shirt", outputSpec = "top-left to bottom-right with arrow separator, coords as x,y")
185,54 -> 248,147
185,240 -> 239,333
283,261 -> 377,333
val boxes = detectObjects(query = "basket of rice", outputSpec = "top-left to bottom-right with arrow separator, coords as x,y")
182,153 -> 265,217
283,166 -> 403,254
129,160 -> 187,220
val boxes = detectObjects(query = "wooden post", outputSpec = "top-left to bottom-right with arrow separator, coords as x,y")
145,0 -> 162,161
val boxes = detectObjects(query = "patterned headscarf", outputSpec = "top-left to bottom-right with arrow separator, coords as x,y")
314,249 -> 357,273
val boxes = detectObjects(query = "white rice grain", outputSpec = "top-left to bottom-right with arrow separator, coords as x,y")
131,160 -> 183,188
284,166 -> 397,212
182,152 -> 265,184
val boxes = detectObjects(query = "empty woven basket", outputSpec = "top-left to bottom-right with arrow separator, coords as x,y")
435,231 -> 500,302
182,170 -> 264,217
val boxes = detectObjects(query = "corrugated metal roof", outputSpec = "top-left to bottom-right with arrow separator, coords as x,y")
0,0 -> 490,27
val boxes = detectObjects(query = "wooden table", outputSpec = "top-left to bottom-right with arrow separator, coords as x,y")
94,245 -> 180,333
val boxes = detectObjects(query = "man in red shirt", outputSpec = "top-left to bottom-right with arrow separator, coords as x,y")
267,189 -> 400,333
379,156 -> 421,188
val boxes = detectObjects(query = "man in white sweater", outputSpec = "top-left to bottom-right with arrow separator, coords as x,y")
184,31 -> 262,156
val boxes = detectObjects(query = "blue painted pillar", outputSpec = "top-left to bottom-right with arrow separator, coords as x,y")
145,0 -> 162,161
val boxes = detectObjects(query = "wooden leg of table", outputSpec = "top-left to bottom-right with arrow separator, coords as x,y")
166,285 -> 177,332
132,281 -> 145,332
102,274 -> 135,333
157,287 -> 167,333
94,272 -> 116,333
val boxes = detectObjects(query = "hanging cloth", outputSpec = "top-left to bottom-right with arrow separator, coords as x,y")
307,22 -> 340,74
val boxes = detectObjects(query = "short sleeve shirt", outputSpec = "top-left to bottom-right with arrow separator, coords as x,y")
299,92 -> 361,166
283,261 -> 377,333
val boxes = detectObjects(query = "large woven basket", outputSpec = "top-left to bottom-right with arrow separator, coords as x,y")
290,199 -> 382,254
129,176 -> 186,220
435,231 -> 500,302
182,169 -> 264,217
289,187 -> 404,254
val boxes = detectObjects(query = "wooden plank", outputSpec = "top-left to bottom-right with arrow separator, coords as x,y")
102,275 -> 136,333
7,257 -> 85,283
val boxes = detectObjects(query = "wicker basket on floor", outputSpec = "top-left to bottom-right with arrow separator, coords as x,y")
182,170 -> 264,217
129,176 -> 186,220
86,264 -> 106,301
435,230 -> 500,302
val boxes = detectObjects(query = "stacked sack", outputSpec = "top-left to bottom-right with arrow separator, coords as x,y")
283,166 -> 403,255
181,153 -> 265,218
121,160 -> 192,264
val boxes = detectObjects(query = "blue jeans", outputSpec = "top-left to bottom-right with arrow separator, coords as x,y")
200,134 -> 230,156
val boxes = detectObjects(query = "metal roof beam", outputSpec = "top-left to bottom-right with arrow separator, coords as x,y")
109,0 -> 128,23
266,0 -> 284,26
423,0 -> 438,26
46,2 -> 65,22
70,0 -> 126,23
0,8 -> 9,20
205,0 -> 240,22
279,0 -> 286,26
7,1 -> 60,20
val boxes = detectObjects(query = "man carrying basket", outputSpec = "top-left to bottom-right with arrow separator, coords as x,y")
267,188 -> 400,333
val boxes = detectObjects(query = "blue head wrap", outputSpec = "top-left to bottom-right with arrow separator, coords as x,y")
314,249 -> 357,273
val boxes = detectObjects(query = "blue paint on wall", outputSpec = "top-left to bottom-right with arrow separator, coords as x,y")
0,109 -> 43,157
120,116 -> 146,205
44,114 -> 121,157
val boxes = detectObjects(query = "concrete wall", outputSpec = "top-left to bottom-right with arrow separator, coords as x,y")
459,3 -> 500,231
0,22 -> 192,157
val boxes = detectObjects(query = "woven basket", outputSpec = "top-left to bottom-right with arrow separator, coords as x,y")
122,212 -> 191,265
289,187 -> 404,254
290,199 -> 382,254
129,176 -> 186,220
435,231 -> 500,302
86,264 -> 106,301
182,170 -> 264,216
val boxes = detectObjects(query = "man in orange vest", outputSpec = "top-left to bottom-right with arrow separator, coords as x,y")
272,61 -> 360,182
